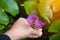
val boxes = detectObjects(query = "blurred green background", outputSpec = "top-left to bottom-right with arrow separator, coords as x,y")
0,0 -> 60,40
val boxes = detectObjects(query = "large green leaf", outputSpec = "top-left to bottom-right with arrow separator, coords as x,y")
24,1 -> 36,15
48,20 -> 60,33
0,24 -> 5,30
38,0 -> 52,23
0,10 -> 9,25
0,0 -> 19,16
50,34 -> 60,40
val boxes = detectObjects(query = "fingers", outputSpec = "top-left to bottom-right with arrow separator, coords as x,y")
39,28 -> 42,31
38,28 -> 42,37
30,28 -> 42,37
28,29 -> 42,38
28,35 -> 39,38
38,30 -> 42,37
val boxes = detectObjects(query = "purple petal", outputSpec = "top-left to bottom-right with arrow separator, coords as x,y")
27,13 -> 38,26
35,19 -> 45,29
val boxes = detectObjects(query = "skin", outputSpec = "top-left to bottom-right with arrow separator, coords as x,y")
5,18 -> 42,40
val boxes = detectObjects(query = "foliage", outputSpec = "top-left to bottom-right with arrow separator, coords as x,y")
0,0 -> 19,34
0,0 -> 60,40
24,0 -> 53,23
48,20 -> 60,40
48,20 -> 60,33
50,34 -> 60,40
0,9 -> 9,25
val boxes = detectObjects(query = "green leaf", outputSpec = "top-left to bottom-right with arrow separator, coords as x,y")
50,34 -> 60,40
24,1 -> 36,15
8,24 -> 12,29
0,0 -> 19,16
0,25 -> 5,30
0,30 -> 4,34
48,20 -> 60,33
0,10 -> 9,25
38,1 -> 52,23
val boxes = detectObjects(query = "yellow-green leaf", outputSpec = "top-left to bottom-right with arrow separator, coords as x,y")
24,1 -> 36,15
38,0 -> 52,23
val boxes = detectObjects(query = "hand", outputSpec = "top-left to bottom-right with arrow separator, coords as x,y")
5,18 -> 42,40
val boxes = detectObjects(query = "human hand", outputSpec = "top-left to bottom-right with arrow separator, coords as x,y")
5,18 -> 42,40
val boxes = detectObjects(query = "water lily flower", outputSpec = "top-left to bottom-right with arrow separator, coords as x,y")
35,19 -> 45,29
27,13 -> 45,29
26,13 -> 38,26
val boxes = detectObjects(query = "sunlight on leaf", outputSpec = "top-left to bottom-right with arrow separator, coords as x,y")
38,0 -> 52,23
53,0 -> 60,12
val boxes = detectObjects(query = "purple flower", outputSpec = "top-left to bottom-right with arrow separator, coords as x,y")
26,13 -> 38,26
27,13 -> 45,29
35,19 -> 45,29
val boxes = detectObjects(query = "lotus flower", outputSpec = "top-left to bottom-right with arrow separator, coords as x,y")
27,13 -> 45,29
35,19 -> 45,29
27,13 -> 38,26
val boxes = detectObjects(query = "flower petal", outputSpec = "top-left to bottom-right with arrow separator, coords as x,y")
27,13 -> 38,26
35,19 -> 45,29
